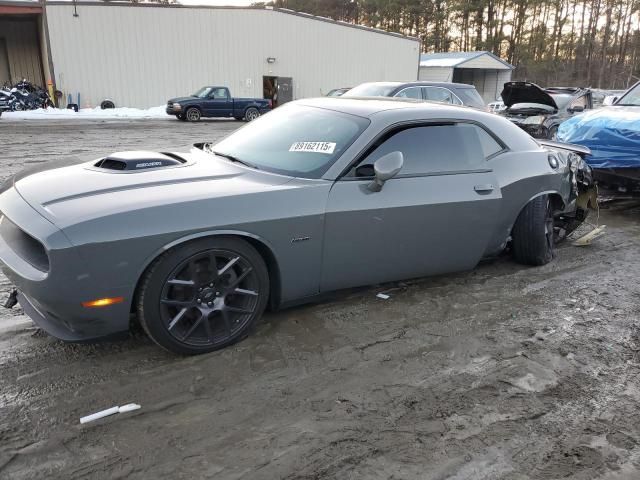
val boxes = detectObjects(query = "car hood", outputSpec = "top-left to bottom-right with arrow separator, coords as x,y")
11,147 -> 293,229
501,82 -> 558,110
167,96 -> 198,104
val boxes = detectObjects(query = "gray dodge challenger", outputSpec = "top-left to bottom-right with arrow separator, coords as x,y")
0,98 -> 595,354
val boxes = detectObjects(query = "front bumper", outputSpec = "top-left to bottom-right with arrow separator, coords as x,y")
0,187 -> 131,342
166,104 -> 182,114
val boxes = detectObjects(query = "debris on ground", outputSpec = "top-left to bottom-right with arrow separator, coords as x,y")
80,403 -> 141,424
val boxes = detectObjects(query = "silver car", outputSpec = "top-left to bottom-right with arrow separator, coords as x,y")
0,98 -> 594,354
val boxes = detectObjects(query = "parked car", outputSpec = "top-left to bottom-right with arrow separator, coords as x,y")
0,98 -> 594,354
343,81 -> 486,109
558,81 -> 640,193
499,82 -> 593,139
166,86 -> 271,122
326,87 -> 351,97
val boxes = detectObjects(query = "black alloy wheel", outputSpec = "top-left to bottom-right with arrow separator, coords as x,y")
138,238 -> 269,354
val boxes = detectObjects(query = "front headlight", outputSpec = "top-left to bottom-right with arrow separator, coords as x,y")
522,115 -> 545,125
172,103 -> 181,110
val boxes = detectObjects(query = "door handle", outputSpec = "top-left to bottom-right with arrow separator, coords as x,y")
474,184 -> 494,194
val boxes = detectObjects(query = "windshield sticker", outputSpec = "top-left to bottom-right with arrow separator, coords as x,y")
289,142 -> 336,154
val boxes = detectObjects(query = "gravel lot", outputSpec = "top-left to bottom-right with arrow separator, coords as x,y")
1,119 -> 640,480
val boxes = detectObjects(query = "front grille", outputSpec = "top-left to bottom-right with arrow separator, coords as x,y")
0,215 -> 49,272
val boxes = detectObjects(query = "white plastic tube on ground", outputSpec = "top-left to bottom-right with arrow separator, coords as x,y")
80,403 -> 141,424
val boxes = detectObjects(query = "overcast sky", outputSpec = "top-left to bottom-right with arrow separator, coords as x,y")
179,0 -> 254,5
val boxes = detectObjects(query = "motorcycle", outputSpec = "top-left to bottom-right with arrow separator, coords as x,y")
1,79 -> 55,111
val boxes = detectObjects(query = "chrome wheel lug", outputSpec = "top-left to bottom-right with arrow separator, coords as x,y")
197,298 -> 201,303
209,283 -> 214,287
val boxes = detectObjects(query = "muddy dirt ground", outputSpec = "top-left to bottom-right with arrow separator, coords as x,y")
1,119 -> 640,480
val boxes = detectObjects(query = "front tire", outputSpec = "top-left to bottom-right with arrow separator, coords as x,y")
512,195 -> 555,266
185,107 -> 201,122
176,113 -> 187,121
137,237 -> 269,355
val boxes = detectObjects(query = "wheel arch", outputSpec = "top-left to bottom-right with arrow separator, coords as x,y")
243,105 -> 259,116
131,230 -> 283,315
509,190 -> 565,235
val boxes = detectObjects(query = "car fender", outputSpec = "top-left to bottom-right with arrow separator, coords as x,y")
131,229 -> 283,309
243,102 -> 264,113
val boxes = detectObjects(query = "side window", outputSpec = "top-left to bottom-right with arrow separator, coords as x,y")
570,95 -> 588,110
395,87 -> 423,100
423,87 -> 456,104
353,123 -> 500,177
212,88 -> 229,99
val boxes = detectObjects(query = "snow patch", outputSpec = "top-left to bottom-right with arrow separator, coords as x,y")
1,105 -> 171,121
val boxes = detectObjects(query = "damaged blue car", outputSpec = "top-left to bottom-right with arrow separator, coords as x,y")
558,81 -> 640,193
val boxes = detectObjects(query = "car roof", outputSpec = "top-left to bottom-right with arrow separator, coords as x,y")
357,81 -> 478,90
545,87 -> 590,96
295,96 -> 474,118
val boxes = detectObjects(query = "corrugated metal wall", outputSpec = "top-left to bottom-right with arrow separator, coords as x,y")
0,17 -> 44,85
418,66 -> 453,82
452,68 -> 512,103
45,4 -> 420,108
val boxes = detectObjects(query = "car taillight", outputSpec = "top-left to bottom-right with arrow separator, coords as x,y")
268,99 -> 273,108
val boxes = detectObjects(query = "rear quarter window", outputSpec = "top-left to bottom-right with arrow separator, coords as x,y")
456,88 -> 486,109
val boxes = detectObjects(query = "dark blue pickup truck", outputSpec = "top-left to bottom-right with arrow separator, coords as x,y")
166,86 -> 272,122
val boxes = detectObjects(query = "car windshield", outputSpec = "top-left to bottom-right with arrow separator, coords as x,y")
192,87 -> 213,98
209,104 -> 370,178
616,83 -> 640,106
343,83 -> 399,97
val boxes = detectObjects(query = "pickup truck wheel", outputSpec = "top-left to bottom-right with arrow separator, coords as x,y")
185,107 -> 201,122
244,107 -> 260,122
511,195 -> 555,266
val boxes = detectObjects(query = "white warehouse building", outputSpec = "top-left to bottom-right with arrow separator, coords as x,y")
418,51 -> 514,104
0,1 -> 421,108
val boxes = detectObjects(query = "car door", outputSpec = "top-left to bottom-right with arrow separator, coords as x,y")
203,87 -> 233,117
320,122 -> 504,292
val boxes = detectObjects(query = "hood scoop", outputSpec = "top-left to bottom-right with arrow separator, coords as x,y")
94,151 -> 186,171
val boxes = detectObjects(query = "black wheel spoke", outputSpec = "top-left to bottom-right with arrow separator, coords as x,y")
203,315 -> 215,341
225,305 -> 253,315
168,279 -> 194,286
218,256 -> 240,276
168,307 -> 188,331
227,267 -> 253,290
221,310 -> 232,335
181,312 -> 205,341
161,298 -> 192,307
233,288 -> 258,297
188,260 -> 200,284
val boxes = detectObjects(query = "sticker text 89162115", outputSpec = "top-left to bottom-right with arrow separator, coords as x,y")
289,142 -> 336,154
